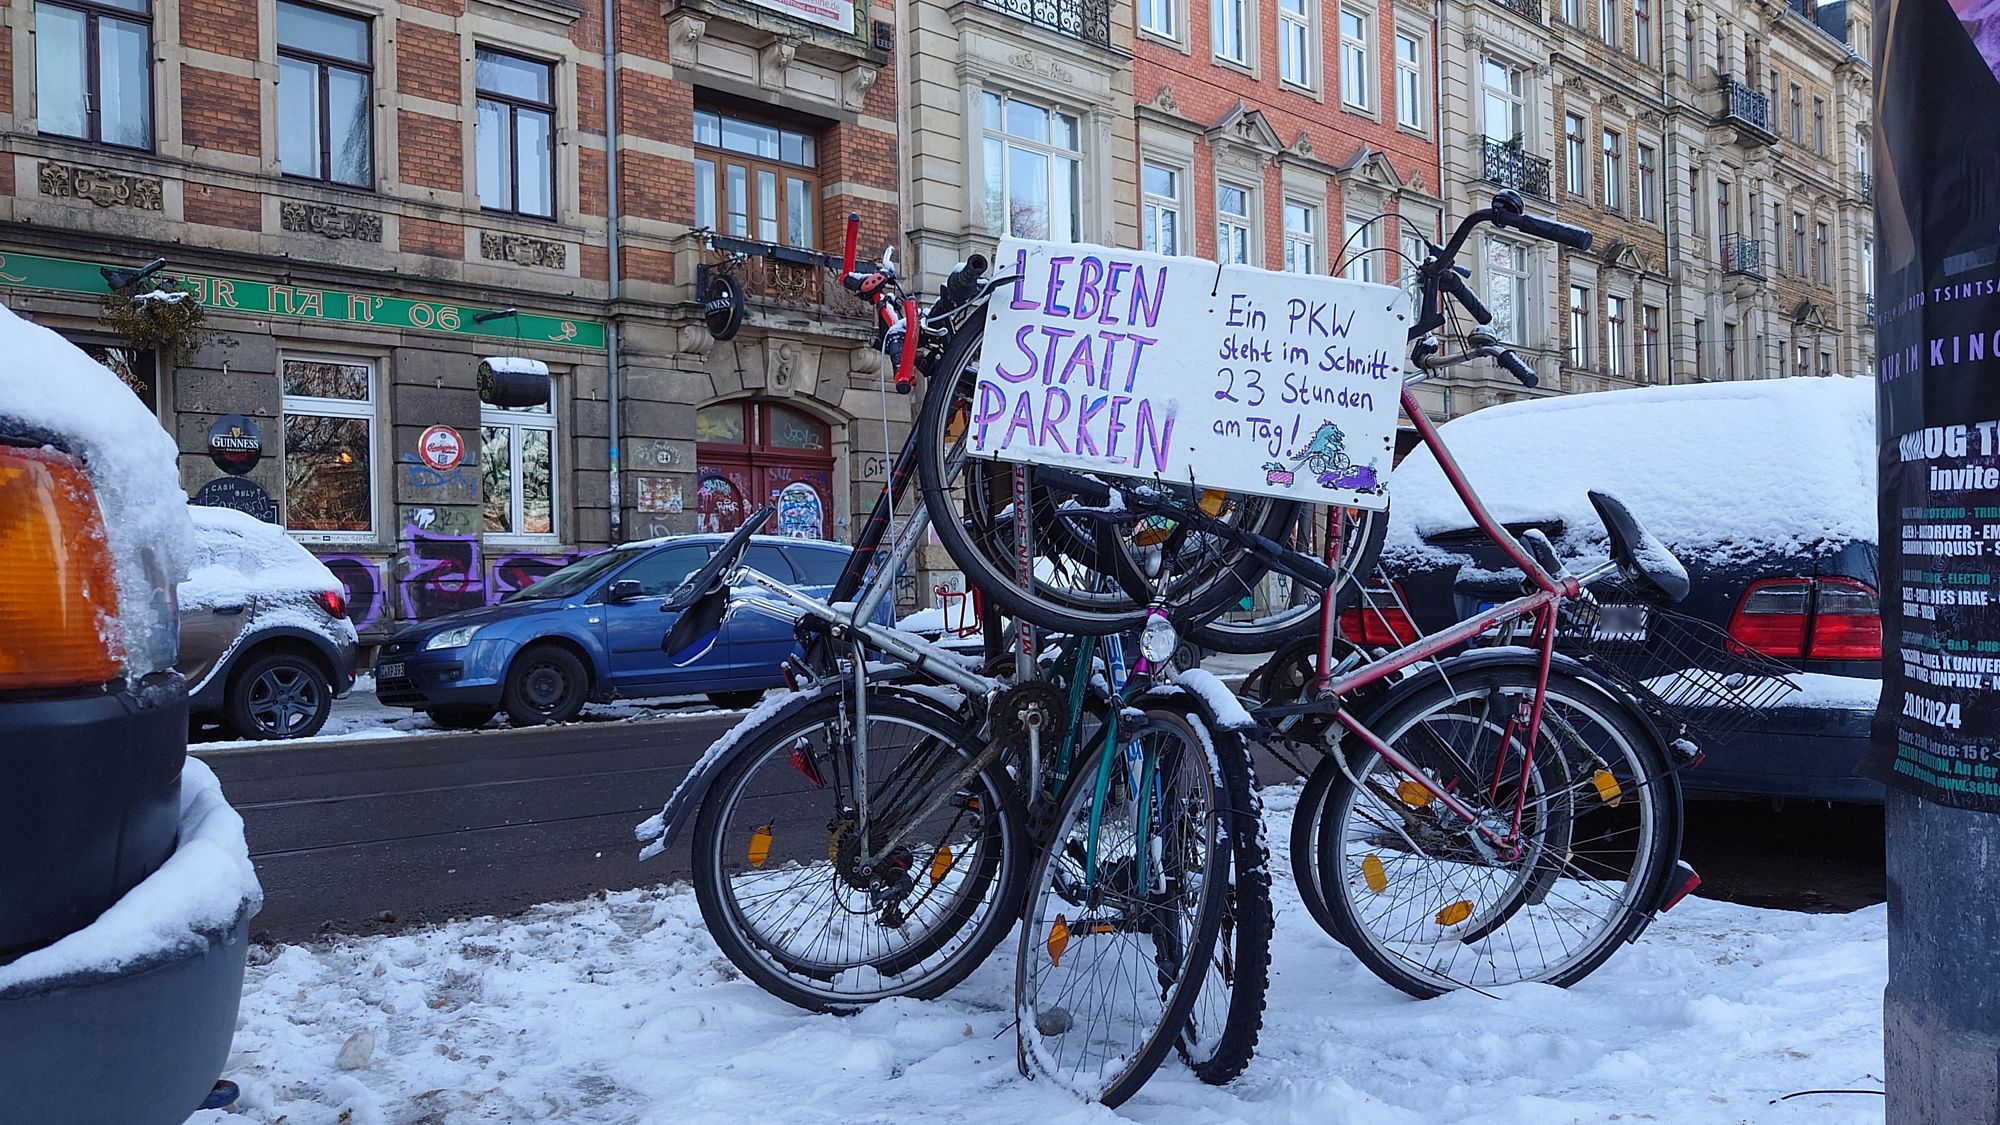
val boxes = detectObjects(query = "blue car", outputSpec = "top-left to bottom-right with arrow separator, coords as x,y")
374,534 -> 873,727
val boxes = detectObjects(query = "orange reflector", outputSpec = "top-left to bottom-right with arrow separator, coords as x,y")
1089,922 -> 1117,934
746,824 -> 773,868
1592,770 -> 1623,807
1132,520 -> 1172,547
0,446 -> 120,690
929,846 -> 954,883
1361,854 -> 1388,894
1198,489 -> 1227,517
1396,780 -> 1434,808
1047,914 -> 1070,966
1435,900 -> 1474,927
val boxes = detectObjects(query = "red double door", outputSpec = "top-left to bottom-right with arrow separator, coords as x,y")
695,399 -> 834,540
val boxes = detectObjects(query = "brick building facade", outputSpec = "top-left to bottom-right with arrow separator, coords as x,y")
0,0 -> 904,640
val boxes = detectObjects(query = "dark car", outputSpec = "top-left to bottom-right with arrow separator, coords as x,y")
375,533 -> 884,727
1371,375 -> 1882,802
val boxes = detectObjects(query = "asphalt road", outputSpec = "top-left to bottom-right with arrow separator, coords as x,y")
200,713 -> 1888,945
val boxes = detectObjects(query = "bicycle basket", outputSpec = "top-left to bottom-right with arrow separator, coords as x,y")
1562,598 -> 1801,746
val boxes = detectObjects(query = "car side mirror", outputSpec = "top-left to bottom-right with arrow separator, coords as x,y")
606,579 -> 644,603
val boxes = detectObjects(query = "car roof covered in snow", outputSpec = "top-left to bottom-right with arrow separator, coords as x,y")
1385,375 -> 1877,568
180,505 -> 341,610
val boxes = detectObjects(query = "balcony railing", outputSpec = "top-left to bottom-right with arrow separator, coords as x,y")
1490,0 -> 1542,22
977,0 -> 1112,47
1720,233 -> 1765,277
1482,138 -> 1553,201
1866,296 -> 1877,322
1859,171 -> 1874,203
701,236 -> 877,322
1716,76 -> 1779,144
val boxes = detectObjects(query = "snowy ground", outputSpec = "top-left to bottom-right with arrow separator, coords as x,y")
188,785 -> 1886,1125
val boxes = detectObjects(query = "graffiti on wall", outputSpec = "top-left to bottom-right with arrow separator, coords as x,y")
320,554 -> 386,633
320,531 -> 590,633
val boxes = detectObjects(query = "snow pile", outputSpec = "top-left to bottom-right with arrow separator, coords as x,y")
181,506 -> 343,611
1387,376 -> 1878,568
0,302 -> 193,673
191,788 -> 1886,1125
0,759 -> 261,992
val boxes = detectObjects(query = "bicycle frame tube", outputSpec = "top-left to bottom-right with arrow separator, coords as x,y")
832,425 -> 921,605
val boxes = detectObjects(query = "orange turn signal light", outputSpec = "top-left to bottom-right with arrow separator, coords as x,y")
0,445 -> 121,690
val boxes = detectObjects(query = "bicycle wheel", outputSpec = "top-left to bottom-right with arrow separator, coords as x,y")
1016,704 -> 1232,1105
1188,503 -> 1389,654
916,322 -> 1299,637
1316,662 -> 1677,998
691,692 -> 1027,1012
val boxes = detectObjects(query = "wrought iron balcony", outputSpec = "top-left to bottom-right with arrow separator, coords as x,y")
701,235 -> 877,323
1866,296 -> 1877,322
1482,138 -> 1553,201
1490,0 -> 1542,22
1720,233 -> 1765,278
1859,171 -> 1873,203
977,0 -> 1112,47
1716,76 -> 1779,146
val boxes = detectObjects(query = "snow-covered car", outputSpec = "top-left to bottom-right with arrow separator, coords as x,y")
0,303 -> 259,1122
182,505 -> 359,739
1375,375 -> 1882,802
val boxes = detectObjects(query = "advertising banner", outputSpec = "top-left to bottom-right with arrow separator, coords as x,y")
1865,0 -> 2000,809
973,239 -> 1410,507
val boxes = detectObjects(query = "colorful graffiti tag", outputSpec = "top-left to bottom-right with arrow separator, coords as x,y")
319,533 -> 589,634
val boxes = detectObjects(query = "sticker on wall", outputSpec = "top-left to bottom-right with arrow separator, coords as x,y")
634,475 -> 684,515
775,481 -> 824,539
207,414 -> 264,475
418,425 -> 465,472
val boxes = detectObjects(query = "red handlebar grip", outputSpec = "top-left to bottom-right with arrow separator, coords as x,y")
896,297 -> 920,393
841,213 -> 860,277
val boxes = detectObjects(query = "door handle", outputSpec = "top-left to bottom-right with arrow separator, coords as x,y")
212,604 -> 246,615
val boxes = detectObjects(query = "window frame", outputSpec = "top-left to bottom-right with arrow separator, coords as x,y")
35,0 -> 154,151
980,92 -> 1084,243
1792,210 -> 1807,277
1215,178 -> 1256,266
1812,95 -> 1827,155
1141,160 -> 1184,256
1480,57 -> 1526,144
1394,30 -> 1425,131
1339,6 -> 1373,111
1568,284 -> 1591,369
1814,219 -> 1830,285
1600,128 -> 1623,211
1606,294 -> 1629,376
1278,0 -> 1314,90
1562,0 -> 1580,26
279,353 -> 377,542
1789,83 -> 1803,143
276,0 -> 375,188
475,47 -> 558,220
1138,0 -> 1178,41
1723,320 -> 1737,377
1563,113 -> 1587,195
1212,0 -> 1250,67
1634,0 -> 1652,62
1598,0 -> 1619,48
1636,142 -> 1657,222
1484,235 -> 1531,346
480,394 -> 560,544
1342,215 -> 1377,283
1641,304 -> 1661,382
1283,198 -> 1319,274
695,105 -> 821,248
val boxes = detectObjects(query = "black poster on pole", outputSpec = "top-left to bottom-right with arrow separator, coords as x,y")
1865,0 -> 2000,809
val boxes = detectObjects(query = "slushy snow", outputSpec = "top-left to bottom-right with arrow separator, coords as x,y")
182,505 -> 348,612
190,785 -> 1886,1125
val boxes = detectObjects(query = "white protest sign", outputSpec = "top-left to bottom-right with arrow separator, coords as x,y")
972,238 -> 1409,508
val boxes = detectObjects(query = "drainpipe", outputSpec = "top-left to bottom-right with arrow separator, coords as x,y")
1659,41 -> 1679,385
602,0 -> 624,542
1434,0 -> 1447,235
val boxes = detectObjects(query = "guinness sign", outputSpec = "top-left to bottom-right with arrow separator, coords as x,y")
703,272 -> 745,343
206,414 -> 263,475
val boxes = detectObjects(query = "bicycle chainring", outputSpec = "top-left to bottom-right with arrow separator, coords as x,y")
987,680 -> 1073,752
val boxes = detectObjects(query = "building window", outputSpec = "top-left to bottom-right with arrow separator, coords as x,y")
1857,126 -> 1872,177
1693,316 -> 1705,379
1563,0 -> 1580,25
1606,295 -> 1629,376
1486,237 -> 1529,344
1599,0 -> 1619,47
1216,181 -> 1253,264
1395,32 -> 1424,129
1641,304 -> 1661,382
1284,200 -> 1317,273
1635,0 -> 1653,62
1792,210 -> 1807,276
35,0 -> 152,149
1279,0 -> 1312,88
1482,59 -> 1525,143
1689,168 -> 1703,234
1683,11 -> 1696,75
1601,129 -> 1623,210
1812,96 -> 1827,155
1716,178 -> 1731,237
1213,0 -> 1248,64
281,356 -> 374,537
1864,238 -> 1875,302
1139,0 -> 1176,38
475,48 -> 555,219
1142,162 -> 1182,256
482,397 -> 557,540
1564,113 -> 1586,194
1794,342 -> 1808,377
276,1 -> 373,187
696,107 -> 819,247
1342,217 -> 1377,283
1815,220 -> 1830,284
1723,321 -> 1736,377
1637,143 -> 1657,222
1340,9 -> 1371,109
1820,350 -> 1833,376
1400,222 -> 1428,282
1715,19 -> 1727,74
1789,83 -> 1803,143
982,93 -> 1081,242
1568,285 -> 1591,368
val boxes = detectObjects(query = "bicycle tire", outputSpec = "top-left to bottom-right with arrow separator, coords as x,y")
1187,504 -> 1389,654
691,691 -> 1027,1012
1015,704 -> 1232,1105
1316,662 -> 1677,998
915,324 -> 1301,637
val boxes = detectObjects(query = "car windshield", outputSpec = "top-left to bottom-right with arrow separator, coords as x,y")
502,549 -> 634,602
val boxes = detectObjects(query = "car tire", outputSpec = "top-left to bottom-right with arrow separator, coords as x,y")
226,651 -> 333,740
707,690 -> 764,710
426,706 -> 497,730
502,644 -> 590,727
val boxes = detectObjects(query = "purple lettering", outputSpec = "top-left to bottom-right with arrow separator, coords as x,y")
972,382 -> 1009,448
1039,386 -> 1074,453
1105,395 -> 1131,464
1057,333 -> 1099,387
1010,249 -> 1039,310
1129,265 -> 1166,328
1075,395 -> 1108,456
1038,326 -> 1076,383
1073,257 -> 1104,321
1044,256 -> 1075,317
1133,399 -> 1176,474
993,324 -> 1040,382
1120,333 -> 1158,393
1002,392 -> 1038,451
1098,262 -> 1133,325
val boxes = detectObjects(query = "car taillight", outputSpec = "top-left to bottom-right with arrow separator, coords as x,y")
314,588 -> 348,619
1727,576 -> 1881,661
0,445 -> 123,689
1339,582 -> 1421,647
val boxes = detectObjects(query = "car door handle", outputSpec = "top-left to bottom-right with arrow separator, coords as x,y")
212,605 -> 246,615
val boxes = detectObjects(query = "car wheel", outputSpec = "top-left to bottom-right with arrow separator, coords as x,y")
426,706 -> 497,730
502,644 -> 590,727
227,651 -> 333,740
707,690 -> 765,710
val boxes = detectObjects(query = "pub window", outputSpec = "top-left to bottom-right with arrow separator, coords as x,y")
695,107 -> 818,249
276,1 -> 373,187
35,0 -> 152,149
481,394 -> 557,540
476,48 -> 556,219
280,356 -> 375,538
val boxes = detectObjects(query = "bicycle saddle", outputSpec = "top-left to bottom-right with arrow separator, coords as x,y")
1587,490 -> 1690,604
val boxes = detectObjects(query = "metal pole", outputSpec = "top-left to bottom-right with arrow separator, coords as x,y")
601,0 -> 623,542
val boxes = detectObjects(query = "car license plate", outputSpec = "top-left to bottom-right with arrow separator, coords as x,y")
378,661 -> 404,679
1592,603 -> 1651,643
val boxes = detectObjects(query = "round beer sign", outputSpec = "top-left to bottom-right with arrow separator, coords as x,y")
418,425 -> 464,471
